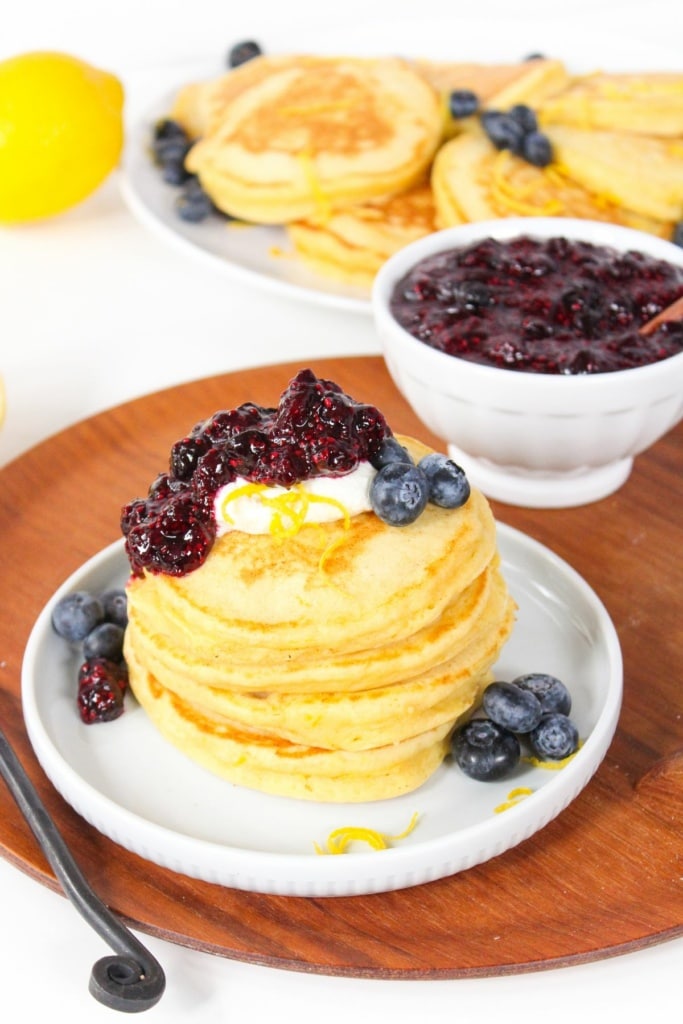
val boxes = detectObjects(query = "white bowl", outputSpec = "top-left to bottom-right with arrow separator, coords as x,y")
372,217 -> 683,508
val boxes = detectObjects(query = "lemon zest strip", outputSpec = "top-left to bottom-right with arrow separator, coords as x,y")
494,786 -> 534,814
314,812 -> 420,855
491,150 -> 564,216
297,149 -> 332,224
220,483 -> 351,539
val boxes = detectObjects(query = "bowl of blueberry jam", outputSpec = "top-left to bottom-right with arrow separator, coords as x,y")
372,217 -> 683,508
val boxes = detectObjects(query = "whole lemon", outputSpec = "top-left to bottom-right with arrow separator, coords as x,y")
0,51 -> 124,223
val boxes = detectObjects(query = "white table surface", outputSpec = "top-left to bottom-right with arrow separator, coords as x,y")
1,2 -> 680,1019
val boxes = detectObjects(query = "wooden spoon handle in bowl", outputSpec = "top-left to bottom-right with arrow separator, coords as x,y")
639,294 -> 683,336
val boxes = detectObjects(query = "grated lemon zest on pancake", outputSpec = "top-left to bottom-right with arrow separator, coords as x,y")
314,812 -> 420,855
315,501 -> 352,576
494,786 -> 534,814
297,149 -> 332,223
545,162 -> 616,211
491,151 -> 564,216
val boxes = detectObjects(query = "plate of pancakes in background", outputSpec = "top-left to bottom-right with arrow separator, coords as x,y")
22,522 -> 621,897
119,21 -> 683,314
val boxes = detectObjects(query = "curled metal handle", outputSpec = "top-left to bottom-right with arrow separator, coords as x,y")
0,724 -> 165,1012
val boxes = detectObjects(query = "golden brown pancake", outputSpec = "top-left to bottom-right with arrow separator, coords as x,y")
286,181 -> 440,287
170,54 -> 322,138
431,125 -> 676,238
545,125 -> 683,224
539,71 -> 683,137
184,56 -> 444,223
125,651 -> 463,803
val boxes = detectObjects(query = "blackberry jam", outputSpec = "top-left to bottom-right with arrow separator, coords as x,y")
389,236 -> 683,374
121,369 -> 390,578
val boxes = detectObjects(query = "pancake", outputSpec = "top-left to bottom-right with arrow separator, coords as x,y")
413,57 -> 569,138
126,546 -> 507,695
539,71 -> 683,137
545,125 -> 683,224
431,125 -> 676,238
170,54 -> 322,139
125,653 -> 460,803
123,426 -> 515,802
184,56 -> 443,224
286,181 -> 440,286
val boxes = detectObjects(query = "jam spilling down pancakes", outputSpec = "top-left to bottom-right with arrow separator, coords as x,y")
117,371 -> 516,801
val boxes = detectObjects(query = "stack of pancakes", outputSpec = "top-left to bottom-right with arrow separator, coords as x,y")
168,54 -> 683,286
124,438 -> 516,802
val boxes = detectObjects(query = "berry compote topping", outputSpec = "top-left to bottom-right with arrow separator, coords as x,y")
121,369 -> 390,578
390,235 -> 683,374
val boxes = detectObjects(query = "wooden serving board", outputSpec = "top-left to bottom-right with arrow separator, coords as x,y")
0,357 -> 681,978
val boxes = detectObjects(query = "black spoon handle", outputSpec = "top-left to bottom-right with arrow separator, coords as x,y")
0,724 -> 165,1013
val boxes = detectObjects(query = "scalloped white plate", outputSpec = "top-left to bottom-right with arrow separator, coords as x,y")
21,524 -> 622,896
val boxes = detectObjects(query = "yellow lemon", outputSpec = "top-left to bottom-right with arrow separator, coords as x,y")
0,51 -> 124,223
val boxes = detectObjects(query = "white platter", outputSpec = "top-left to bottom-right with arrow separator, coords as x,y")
119,95 -> 373,316
118,17 -> 675,316
22,524 -> 622,897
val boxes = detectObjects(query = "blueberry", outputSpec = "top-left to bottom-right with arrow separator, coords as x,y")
480,110 -> 526,152
528,713 -> 579,760
152,118 -> 187,146
508,103 -> 538,134
482,681 -> 543,733
83,622 -> 125,662
513,673 -> 571,715
175,177 -> 216,223
52,591 -> 104,643
521,130 -> 553,167
370,462 -> 429,526
151,124 -> 190,169
418,453 -> 470,509
227,40 -> 262,68
673,222 -> 683,248
448,89 -> 479,119
369,436 -> 414,470
100,589 -> 128,628
160,144 -> 192,185
452,718 -> 520,781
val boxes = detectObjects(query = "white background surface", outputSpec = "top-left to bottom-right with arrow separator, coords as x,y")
1,1 -> 681,1020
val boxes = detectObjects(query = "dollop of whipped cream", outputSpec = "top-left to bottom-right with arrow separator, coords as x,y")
213,461 -> 376,536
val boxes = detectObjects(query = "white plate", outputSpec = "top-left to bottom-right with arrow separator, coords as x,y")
119,18 -> 676,316
22,524 -> 622,897
119,94 -> 373,316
